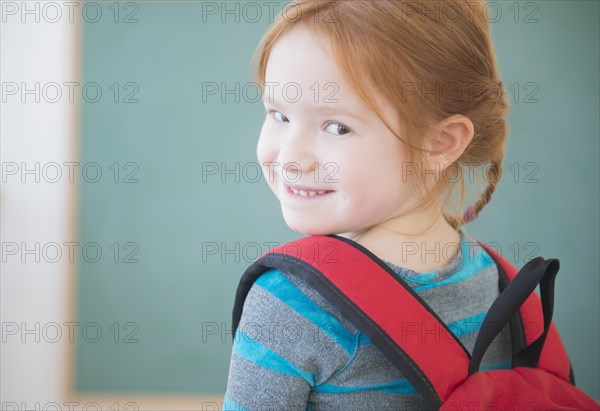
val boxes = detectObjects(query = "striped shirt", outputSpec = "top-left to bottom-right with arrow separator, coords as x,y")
223,227 -> 513,410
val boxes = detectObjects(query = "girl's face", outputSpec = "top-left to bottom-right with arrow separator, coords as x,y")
257,24 -> 419,237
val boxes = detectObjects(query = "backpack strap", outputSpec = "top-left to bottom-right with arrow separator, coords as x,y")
231,235 -> 573,407
478,243 -> 572,383
468,256 -> 560,374
232,234 -> 471,409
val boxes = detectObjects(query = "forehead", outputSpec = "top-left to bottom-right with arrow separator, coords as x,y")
263,25 -> 361,109
262,24 -> 400,132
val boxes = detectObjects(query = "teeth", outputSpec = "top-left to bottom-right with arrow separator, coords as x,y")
290,187 -> 328,197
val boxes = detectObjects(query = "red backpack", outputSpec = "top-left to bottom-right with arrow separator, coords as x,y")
232,235 -> 600,410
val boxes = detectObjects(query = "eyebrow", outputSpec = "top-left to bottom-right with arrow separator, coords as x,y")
262,97 -> 365,122
316,105 -> 365,122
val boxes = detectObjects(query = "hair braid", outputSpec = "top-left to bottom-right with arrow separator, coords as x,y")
445,160 -> 503,231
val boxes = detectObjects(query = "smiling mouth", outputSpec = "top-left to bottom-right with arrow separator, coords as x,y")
285,184 -> 335,199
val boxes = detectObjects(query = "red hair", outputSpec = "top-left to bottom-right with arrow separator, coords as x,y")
251,0 -> 510,231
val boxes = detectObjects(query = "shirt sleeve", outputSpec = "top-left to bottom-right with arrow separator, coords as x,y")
223,268 -> 359,411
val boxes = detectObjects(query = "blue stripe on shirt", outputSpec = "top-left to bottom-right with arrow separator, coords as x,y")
314,379 -> 416,395
313,359 -> 511,395
355,311 -> 487,347
411,247 -> 495,291
481,359 -> 512,370
255,268 -> 357,354
233,329 -> 317,386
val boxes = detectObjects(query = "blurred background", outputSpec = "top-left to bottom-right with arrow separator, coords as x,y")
1,1 -> 598,410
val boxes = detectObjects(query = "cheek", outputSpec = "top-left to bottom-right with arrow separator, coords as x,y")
339,148 -> 409,202
257,126 -> 277,163
257,126 -> 280,187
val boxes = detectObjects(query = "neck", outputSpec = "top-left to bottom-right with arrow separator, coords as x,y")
337,210 -> 462,273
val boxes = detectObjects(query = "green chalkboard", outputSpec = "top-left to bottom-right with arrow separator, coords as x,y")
73,0 -> 296,396
73,0 -> 599,401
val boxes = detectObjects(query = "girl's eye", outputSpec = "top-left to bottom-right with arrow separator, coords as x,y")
325,122 -> 351,136
267,110 -> 351,136
268,110 -> 289,122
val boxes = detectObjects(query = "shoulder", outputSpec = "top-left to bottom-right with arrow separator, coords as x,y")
235,268 -> 360,385
240,268 -> 362,351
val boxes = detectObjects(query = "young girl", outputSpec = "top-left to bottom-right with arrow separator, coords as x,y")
224,1 -> 512,409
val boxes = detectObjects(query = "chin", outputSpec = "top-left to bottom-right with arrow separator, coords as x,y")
284,217 -> 334,236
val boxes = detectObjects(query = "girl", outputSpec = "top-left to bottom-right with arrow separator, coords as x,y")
225,0 -> 511,409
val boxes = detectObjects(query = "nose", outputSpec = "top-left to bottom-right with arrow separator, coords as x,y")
277,129 -> 318,179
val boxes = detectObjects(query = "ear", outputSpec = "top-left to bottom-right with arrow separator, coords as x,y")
424,114 -> 474,172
